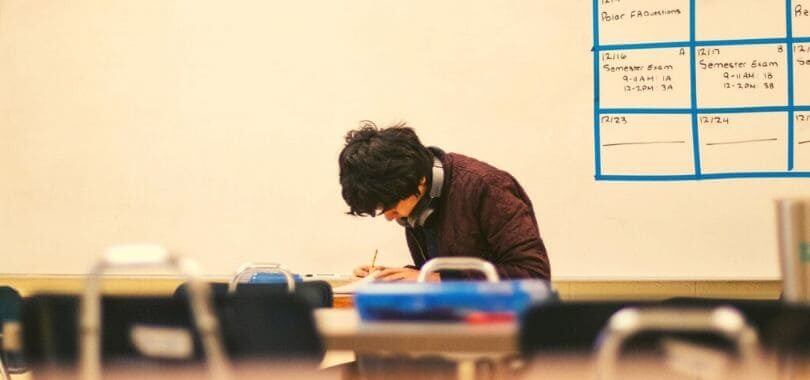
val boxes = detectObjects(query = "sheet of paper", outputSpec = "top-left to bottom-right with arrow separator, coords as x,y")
332,271 -> 381,294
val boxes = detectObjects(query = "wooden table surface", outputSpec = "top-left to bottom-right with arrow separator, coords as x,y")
332,294 -> 354,308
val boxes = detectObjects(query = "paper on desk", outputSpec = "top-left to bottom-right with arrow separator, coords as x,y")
332,271 -> 381,294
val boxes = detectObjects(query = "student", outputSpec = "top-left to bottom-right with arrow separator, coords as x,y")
338,121 -> 550,281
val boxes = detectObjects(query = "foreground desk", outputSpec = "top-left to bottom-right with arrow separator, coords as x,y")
315,308 -> 518,379
26,362 -> 340,380
523,354 -> 810,380
314,308 -> 517,354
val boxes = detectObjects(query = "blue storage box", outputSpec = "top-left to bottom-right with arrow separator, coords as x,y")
354,280 -> 557,321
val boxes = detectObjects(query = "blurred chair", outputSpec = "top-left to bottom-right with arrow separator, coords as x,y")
594,306 -> 759,380
0,286 -> 25,379
174,262 -> 333,308
173,282 -> 229,299
23,245 -> 323,380
520,301 -> 653,355
233,282 -> 332,308
663,297 -> 810,355
22,293 -> 324,364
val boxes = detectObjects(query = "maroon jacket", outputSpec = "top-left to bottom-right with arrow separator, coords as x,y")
405,149 -> 551,280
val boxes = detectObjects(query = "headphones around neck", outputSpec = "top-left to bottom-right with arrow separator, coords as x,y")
398,156 -> 444,228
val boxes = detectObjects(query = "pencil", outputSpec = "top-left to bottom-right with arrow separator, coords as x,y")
370,248 -> 379,270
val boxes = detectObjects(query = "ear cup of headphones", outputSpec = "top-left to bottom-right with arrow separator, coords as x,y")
404,157 -> 444,228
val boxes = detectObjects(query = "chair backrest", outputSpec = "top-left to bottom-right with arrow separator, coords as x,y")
174,281 -> 333,308
0,287 -> 21,324
520,301 -> 652,355
236,282 -> 333,308
0,286 -> 25,375
663,297 -> 810,354
521,299 -> 810,357
218,293 -> 324,359
594,306 -> 759,380
173,282 -> 229,299
22,293 -> 324,366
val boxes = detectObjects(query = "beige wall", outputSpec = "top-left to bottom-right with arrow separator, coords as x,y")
0,1 -> 804,280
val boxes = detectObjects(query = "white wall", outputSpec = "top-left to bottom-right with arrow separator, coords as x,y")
1,0 -> 805,278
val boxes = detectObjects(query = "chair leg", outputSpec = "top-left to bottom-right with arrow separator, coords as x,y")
0,355 -> 11,380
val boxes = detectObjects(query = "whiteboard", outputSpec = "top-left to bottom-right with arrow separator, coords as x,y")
1,0 -> 808,279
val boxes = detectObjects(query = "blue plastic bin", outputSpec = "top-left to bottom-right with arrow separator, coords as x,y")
354,280 -> 557,321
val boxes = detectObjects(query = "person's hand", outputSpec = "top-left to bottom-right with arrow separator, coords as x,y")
353,265 -> 386,278
375,267 -> 440,282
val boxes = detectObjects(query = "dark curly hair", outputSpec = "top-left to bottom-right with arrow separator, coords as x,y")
338,121 -> 433,216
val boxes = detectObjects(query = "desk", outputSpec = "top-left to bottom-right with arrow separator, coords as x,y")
314,309 -> 517,354
332,295 -> 354,308
522,353 -> 809,380
315,308 -> 518,380
24,361 -> 340,380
